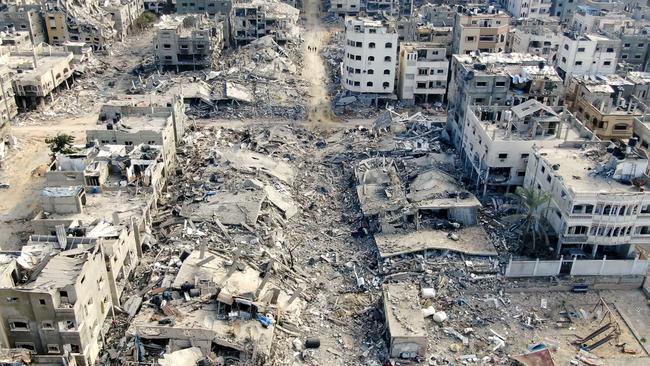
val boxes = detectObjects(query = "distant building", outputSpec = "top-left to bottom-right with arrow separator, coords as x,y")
0,5 -> 47,45
103,0 -> 146,41
419,4 -> 455,27
176,0 -> 232,15
1,46 -> 75,108
452,6 -> 510,55
341,16 -> 398,102
508,18 -> 562,63
229,0 -> 299,46
329,0 -> 360,15
555,33 -> 620,80
503,0 -> 552,19
397,42 -> 448,104
154,14 -> 225,70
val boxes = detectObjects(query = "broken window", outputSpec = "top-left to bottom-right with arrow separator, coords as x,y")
9,321 -> 29,331
15,343 -> 35,351
5,297 -> 18,303
47,344 -> 60,353
384,56 -> 391,62
42,321 -> 54,330
385,42 -> 392,48
383,69 -> 390,75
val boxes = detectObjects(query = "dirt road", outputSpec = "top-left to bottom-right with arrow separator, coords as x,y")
302,0 -> 336,125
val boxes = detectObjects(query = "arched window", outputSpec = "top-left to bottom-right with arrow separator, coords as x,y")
367,82 -> 373,87
382,82 -> 390,88
385,42 -> 393,48
384,56 -> 392,62
367,69 -> 374,74
384,69 -> 390,75
369,42 -> 375,48
368,56 -> 375,61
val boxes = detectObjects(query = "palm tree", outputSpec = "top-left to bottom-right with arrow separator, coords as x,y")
505,186 -> 551,253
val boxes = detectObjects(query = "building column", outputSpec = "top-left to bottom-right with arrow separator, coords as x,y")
483,168 -> 489,197
591,244 -> 598,258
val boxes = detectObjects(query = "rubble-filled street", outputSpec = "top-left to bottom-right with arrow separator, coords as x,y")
2,0 -> 650,365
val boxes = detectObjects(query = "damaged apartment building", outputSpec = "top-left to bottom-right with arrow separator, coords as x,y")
0,5 -> 48,45
43,0 -> 118,50
459,99 -> 596,195
0,65 -> 18,139
229,0 -> 299,46
565,74 -> 645,140
447,52 -> 564,148
154,14 -> 225,71
452,6 -> 510,55
0,44 -> 75,109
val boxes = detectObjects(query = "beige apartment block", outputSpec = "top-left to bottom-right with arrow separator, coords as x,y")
566,75 -> 643,140
452,6 -> 510,55
0,238 -> 112,366
154,14 -> 225,70
2,47 -> 74,108
0,65 -> 18,137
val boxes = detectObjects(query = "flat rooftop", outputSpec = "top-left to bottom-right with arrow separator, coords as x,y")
41,189 -> 152,226
538,146 -> 650,193
455,53 -> 548,74
6,53 -> 72,82
113,114 -> 170,133
626,72 -> 650,85
382,283 -> 427,339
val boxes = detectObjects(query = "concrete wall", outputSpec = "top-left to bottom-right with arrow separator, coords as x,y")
505,256 -> 650,277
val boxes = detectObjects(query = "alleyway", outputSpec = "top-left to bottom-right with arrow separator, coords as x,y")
302,0 -> 335,124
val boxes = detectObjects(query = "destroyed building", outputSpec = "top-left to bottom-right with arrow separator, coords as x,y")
0,65 -> 17,136
154,14 -> 225,70
447,53 -> 563,148
355,155 -> 497,259
524,142 -> 650,260
128,251 -> 302,363
382,283 -> 427,359
1,46 -> 74,109
0,30 -> 33,48
460,100 -> 596,194
452,6 -> 510,55
229,0 -> 299,46
0,5 -> 48,45
0,238 -> 113,366
43,0 -> 117,50
397,42 -> 449,105
103,0 -> 145,41
176,0 -> 232,15
565,74 -> 644,140
85,97 -> 186,166
341,16 -> 398,103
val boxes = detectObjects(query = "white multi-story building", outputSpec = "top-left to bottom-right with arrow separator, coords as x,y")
504,0 -> 552,19
555,33 -> 620,81
341,17 -> 398,99
524,142 -> 650,259
570,6 -> 635,35
460,100 -> 595,194
397,42 -> 448,104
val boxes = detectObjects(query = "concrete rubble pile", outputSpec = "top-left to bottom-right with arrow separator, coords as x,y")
129,36 -> 308,120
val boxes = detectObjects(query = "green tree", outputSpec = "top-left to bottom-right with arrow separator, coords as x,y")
45,133 -> 75,159
505,186 -> 551,253
134,11 -> 158,31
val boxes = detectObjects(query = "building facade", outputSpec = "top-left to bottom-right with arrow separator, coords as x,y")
555,33 -> 620,80
341,17 -> 398,99
154,15 -> 224,70
397,42 -> 448,104
452,7 -> 510,55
